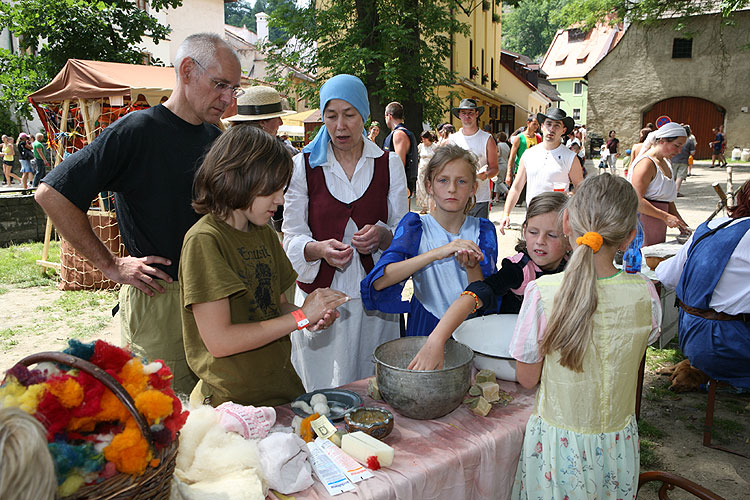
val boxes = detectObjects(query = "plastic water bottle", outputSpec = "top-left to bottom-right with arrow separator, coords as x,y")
623,220 -> 644,274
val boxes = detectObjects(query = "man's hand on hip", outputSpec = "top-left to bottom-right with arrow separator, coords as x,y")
107,255 -> 173,296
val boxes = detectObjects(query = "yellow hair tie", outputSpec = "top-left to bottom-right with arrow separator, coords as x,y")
576,232 -> 603,253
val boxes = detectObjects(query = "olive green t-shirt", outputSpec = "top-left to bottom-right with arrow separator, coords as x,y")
179,214 -> 304,407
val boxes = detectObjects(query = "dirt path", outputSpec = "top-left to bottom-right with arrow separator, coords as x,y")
0,286 -> 116,369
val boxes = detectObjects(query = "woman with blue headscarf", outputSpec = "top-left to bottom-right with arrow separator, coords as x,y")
282,74 -> 408,391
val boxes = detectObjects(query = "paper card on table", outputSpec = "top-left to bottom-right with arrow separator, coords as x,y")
311,415 -> 337,440
305,440 -> 355,496
315,437 -> 374,483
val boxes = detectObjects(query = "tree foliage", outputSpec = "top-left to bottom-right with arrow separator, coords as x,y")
0,0 -> 182,118
501,0 -> 568,62
559,0 -> 750,30
225,0 -> 298,43
264,0 -> 490,133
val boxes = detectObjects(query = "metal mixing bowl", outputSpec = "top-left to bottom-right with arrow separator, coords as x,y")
374,337 -> 474,420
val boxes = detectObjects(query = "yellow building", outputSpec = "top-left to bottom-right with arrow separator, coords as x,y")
438,2 -> 554,134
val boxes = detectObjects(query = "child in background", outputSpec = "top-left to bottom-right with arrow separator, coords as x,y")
598,144 -> 609,174
180,126 -> 349,408
0,407 -> 56,500
361,144 -> 497,337
622,148 -> 632,177
510,174 -> 661,499
408,192 -> 568,371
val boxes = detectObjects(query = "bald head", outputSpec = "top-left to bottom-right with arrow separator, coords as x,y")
174,33 -> 239,81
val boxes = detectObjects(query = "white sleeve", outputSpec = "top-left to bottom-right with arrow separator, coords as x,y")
643,276 -> 663,345
380,152 -> 409,231
654,234 -> 694,290
282,154 -> 320,283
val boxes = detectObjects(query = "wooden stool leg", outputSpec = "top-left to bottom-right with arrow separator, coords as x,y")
702,378 -> 749,458
636,352 -> 646,420
703,378 -> 717,447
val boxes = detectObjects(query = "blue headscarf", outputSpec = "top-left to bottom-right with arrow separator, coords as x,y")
302,74 -> 370,167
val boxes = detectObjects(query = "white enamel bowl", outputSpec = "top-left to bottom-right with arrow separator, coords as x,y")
452,314 -> 518,382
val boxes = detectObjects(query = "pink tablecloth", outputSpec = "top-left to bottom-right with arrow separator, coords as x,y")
269,378 -> 536,500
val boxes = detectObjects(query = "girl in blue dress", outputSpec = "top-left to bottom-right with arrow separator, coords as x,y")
361,144 -> 498,337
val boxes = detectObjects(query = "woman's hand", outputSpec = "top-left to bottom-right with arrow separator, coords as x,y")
664,214 -> 687,230
407,336 -> 445,371
350,224 -> 387,254
301,288 -> 350,326
318,239 -> 354,268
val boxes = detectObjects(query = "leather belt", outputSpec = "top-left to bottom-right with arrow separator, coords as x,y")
678,300 -> 750,323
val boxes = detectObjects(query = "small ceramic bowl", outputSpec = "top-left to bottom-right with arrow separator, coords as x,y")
344,407 -> 394,440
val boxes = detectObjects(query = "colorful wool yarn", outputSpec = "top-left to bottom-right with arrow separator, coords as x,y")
0,340 -> 189,496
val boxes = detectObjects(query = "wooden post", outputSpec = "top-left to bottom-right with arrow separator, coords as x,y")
78,98 -> 108,211
37,99 -> 71,272
726,165 -> 734,208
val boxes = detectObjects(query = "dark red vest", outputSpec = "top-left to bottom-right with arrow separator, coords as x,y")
298,152 -> 390,293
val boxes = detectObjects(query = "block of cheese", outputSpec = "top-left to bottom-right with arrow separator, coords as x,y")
477,381 -> 500,402
341,431 -> 394,467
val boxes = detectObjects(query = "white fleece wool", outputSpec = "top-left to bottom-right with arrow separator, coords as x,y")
174,406 -> 266,500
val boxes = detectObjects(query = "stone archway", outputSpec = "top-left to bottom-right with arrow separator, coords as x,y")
642,97 -> 725,159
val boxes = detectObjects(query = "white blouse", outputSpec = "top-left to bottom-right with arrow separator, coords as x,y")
282,139 -> 409,298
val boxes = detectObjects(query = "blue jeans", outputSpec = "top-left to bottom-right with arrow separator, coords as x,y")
33,159 -> 46,186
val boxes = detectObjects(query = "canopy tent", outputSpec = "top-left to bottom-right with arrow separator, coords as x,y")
29,59 -> 175,106
30,59 -> 178,289
282,109 -> 317,128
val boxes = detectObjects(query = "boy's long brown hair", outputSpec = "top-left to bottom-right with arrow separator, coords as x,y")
193,125 -> 292,219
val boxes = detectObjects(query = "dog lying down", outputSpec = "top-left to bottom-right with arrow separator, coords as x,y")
658,359 -> 710,393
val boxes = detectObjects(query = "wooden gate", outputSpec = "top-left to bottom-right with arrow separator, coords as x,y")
642,97 -> 725,159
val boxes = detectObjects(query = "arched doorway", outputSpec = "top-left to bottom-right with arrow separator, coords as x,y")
642,97 -> 725,159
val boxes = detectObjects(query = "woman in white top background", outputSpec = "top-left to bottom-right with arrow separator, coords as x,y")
416,131 -> 438,214
627,122 -> 690,245
282,74 -> 408,391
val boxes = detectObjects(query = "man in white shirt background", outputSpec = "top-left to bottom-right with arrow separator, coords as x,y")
448,98 -> 498,219
499,108 -> 584,233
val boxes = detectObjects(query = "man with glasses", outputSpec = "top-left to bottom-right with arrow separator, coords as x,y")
35,33 -> 241,395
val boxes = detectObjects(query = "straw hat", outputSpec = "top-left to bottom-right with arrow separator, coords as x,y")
226,86 -> 296,122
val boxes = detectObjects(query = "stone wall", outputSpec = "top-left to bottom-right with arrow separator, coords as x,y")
587,12 -> 750,153
0,194 -> 48,247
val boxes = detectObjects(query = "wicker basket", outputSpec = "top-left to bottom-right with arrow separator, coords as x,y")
19,352 -> 178,500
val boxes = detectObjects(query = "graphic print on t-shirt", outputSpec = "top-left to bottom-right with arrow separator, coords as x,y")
237,245 -> 279,319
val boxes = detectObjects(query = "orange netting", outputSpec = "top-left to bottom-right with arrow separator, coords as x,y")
34,96 -> 156,291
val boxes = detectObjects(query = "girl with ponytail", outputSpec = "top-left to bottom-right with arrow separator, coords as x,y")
509,174 -> 662,500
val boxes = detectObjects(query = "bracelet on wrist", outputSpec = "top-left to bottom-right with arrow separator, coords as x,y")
460,291 -> 481,314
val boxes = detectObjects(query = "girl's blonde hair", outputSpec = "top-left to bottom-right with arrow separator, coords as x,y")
540,174 -> 639,372
424,144 -> 478,214
0,407 -> 56,500
515,191 -> 568,253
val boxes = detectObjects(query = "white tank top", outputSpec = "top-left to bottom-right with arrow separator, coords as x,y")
450,129 -> 492,203
627,154 -> 677,202
521,143 -> 576,205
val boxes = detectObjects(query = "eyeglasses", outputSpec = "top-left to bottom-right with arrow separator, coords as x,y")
191,58 -> 245,98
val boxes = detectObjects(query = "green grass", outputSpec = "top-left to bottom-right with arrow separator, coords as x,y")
645,342 -> 685,371
640,438 -> 660,468
723,399 -> 748,414
0,241 -> 60,288
638,419 -> 665,440
644,378 -> 681,402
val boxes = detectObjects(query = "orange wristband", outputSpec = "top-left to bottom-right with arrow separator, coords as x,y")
291,309 -> 310,330
460,291 -> 481,314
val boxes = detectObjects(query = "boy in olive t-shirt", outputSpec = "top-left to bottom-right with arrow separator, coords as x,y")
179,126 -> 348,407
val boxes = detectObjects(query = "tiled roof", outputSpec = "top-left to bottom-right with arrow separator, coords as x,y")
540,23 -> 623,79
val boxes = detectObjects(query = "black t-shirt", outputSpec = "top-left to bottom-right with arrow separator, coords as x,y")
43,104 -> 221,280
606,137 -> 619,154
